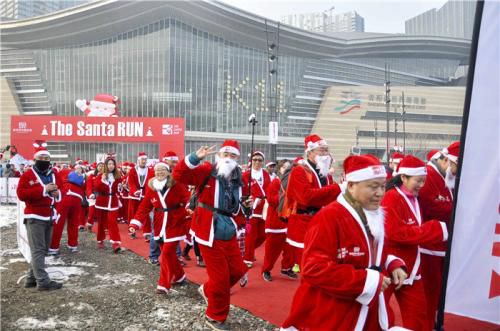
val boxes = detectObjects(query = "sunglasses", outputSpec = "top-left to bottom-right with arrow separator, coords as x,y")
252,159 -> 264,162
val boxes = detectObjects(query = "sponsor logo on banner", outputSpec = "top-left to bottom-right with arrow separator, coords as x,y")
13,121 -> 32,134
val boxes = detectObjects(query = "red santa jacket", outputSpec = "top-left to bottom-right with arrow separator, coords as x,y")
282,194 -> 405,331
128,166 -> 154,200
382,187 -> 448,285
130,179 -> 190,242
17,168 -> 62,221
418,163 -> 453,256
242,168 -> 271,219
264,177 -> 287,233
93,173 -> 122,211
173,157 -> 247,247
64,180 -> 85,201
286,161 -> 340,248
120,172 -> 130,199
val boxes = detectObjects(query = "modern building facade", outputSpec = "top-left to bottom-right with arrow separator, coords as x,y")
281,10 -> 364,33
405,0 -> 476,39
0,0 -> 473,164
0,0 -> 89,21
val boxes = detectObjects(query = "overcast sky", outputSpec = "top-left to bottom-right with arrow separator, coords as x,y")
220,0 -> 449,33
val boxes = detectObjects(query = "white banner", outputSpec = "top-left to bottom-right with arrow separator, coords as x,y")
17,201 -> 31,263
269,121 -> 278,144
0,178 -> 20,204
445,0 -> 500,325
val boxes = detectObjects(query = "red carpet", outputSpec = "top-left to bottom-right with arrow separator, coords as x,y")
114,224 -> 499,330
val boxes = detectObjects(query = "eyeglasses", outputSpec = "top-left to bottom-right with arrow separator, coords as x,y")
252,159 -> 264,162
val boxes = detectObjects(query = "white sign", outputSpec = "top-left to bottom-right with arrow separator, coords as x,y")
269,121 -> 278,144
17,201 -> 31,263
0,178 -> 19,204
445,1 -> 500,325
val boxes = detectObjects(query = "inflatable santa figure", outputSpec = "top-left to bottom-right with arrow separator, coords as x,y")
75,94 -> 120,117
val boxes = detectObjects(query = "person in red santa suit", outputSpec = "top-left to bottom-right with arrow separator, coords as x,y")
162,151 -> 179,171
17,141 -> 63,290
285,134 -> 341,270
281,154 -> 408,331
261,159 -> 295,282
128,152 -> 154,240
85,162 -> 103,231
418,141 -> 460,330
382,155 -> 449,331
242,151 -> 271,268
92,157 -> 123,253
118,162 -> 130,225
129,162 -> 190,294
173,141 -> 253,331
48,163 -> 86,255
386,152 -> 404,182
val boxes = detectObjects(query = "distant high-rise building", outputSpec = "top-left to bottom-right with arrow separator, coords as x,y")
281,10 -> 365,33
0,0 -> 89,21
405,0 -> 476,39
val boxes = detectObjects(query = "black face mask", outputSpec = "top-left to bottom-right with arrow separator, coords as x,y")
35,160 -> 51,172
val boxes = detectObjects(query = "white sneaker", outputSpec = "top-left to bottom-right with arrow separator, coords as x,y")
67,246 -> 79,253
198,284 -> 208,304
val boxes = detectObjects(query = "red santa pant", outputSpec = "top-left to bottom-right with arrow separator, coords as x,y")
87,205 -> 96,225
261,232 -> 294,273
199,237 -> 248,322
128,199 -> 151,235
243,217 -> 266,263
95,209 -> 121,247
421,254 -> 444,330
50,195 -> 82,250
158,241 -> 185,290
120,198 -> 129,223
385,280 -> 429,331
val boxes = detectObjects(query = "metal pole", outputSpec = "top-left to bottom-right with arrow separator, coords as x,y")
374,120 -> 378,155
385,64 -> 391,162
402,91 -> 406,152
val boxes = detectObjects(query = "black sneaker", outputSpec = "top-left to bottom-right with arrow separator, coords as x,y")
148,258 -> 159,266
280,269 -> 298,279
262,271 -> 273,282
38,281 -> 63,291
205,316 -> 230,331
24,279 -> 37,288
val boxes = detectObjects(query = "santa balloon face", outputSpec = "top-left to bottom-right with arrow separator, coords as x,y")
75,94 -> 119,117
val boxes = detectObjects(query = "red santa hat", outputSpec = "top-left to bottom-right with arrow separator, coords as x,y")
90,162 -> 97,170
162,151 -> 179,162
443,141 -> 460,164
344,154 -> 387,182
293,156 -> 305,165
389,152 -> 404,164
129,162 -> 136,167
75,158 -> 83,165
396,155 -> 427,177
304,134 -> 327,152
137,152 -> 148,160
266,161 -> 276,167
33,141 -> 50,158
154,162 -> 169,171
219,140 -> 240,156
251,151 -> 265,159
426,149 -> 441,161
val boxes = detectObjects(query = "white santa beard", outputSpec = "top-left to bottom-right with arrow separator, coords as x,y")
445,167 -> 456,190
153,178 -> 167,191
315,155 -> 332,177
363,208 -> 385,241
217,158 -> 237,179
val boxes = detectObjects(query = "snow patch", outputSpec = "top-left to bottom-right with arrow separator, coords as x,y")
46,266 -> 86,281
94,273 -> 144,286
2,257 -> 26,265
14,316 -> 91,330
0,205 -> 17,228
1,249 -> 22,257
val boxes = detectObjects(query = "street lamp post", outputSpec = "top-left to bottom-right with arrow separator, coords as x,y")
384,64 -> 391,162
402,91 -> 406,152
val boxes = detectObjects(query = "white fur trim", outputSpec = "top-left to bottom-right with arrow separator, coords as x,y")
397,167 -> 427,177
280,327 -> 299,331
163,156 -> 179,161
346,165 -> 386,182
67,190 -> 83,201
305,139 -> 327,152
130,219 -> 142,229
34,150 -> 50,158
440,221 -> 448,241
265,228 -> 287,234
447,154 -> 458,163
184,155 -> 199,169
219,146 -> 240,156
154,162 -> 169,170
286,238 -> 304,249
419,248 -> 446,257
385,254 -> 401,270
356,269 -> 380,305
137,155 -> 148,160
